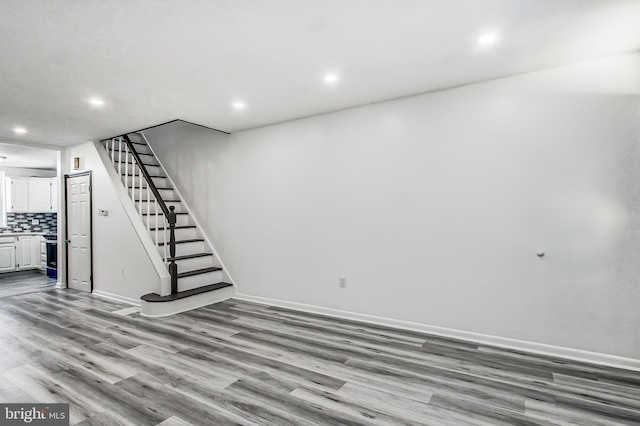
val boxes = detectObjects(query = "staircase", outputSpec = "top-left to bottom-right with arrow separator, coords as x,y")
101,133 -> 233,316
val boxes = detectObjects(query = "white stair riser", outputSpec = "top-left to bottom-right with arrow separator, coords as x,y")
108,143 -> 151,156
157,241 -> 204,257
119,165 -> 164,178
150,176 -> 169,187
152,227 -> 197,243
144,214 -> 190,227
141,286 -> 233,317
132,189 -> 176,201
122,177 -> 169,190
109,156 -> 159,167
106,148 -> 158,162
179,270 -> 224,292
132,144 -> 153,155
137,156 -> 159,166
175,256 -> 216,272
136,201 -> 184,214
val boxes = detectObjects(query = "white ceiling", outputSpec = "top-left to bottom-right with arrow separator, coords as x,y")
0,143 -> 57,169
1,0 -> 639,147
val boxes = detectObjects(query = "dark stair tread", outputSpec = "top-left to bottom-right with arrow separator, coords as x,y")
143,212 -> 188,216
177,267 -> 222,278
149,224 -> 193,231
141,282 -> 232,303
114,159 -> 157,165
128,186 -> 173,190
122,173 -> 165,178
120,171 -> 167,178
157,238 -> 203,246
167,253 -> 213,261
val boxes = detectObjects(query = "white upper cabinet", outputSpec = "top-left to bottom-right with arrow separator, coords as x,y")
6,177 -> 58,212
50,178 -> 58,210
28,179 -> 51,211
10,178 -> 30,212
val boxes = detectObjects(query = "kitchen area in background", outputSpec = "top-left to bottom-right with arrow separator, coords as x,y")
0,143 -> 58,292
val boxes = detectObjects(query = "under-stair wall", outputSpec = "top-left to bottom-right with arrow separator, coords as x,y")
63,141 -> 160,304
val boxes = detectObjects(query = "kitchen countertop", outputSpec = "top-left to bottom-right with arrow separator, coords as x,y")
0,232 -> 48,237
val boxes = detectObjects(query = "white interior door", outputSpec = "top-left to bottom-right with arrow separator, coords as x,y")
66,173 -> 92,292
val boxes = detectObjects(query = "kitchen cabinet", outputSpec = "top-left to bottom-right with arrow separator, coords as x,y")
28,179 -> 52,211
40,240 -> 47,272
17,235 -> 41,270
6,177 -> 58,212
50,178 -> 58,210
0,237 -> 16,272
10,178 -> 30,212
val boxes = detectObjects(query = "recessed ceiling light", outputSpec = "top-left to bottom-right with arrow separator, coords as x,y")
13,127 -> 27,135
478,33 -> 497,45
324,74 -> 338,83
232,101 -> 246,110
88,98 -> 105,107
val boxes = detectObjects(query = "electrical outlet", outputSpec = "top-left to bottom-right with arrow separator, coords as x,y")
339,276 -> 347,288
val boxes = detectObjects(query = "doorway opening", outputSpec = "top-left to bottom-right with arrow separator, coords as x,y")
0,142 -> 61,298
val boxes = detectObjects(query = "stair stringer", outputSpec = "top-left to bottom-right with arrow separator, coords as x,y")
93,139 -> 172,296
138,132 -> 237,293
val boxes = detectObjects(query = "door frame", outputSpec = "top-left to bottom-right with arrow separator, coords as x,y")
64,171 -> 93,292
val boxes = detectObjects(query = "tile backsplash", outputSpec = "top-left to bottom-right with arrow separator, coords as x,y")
1,212 -> 57,233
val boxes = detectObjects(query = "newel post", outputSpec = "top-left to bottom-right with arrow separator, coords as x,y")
168,205 -> 178,294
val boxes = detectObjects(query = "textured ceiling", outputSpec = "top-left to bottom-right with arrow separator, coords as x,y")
0,143 -> 57,169
1,0 -> 639,147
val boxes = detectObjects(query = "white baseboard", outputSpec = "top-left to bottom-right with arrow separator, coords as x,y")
93,290 -> 141,307
235,293 -> 640,372
55,281 -> 64,289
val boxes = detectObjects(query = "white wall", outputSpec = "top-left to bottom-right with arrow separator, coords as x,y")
143,122 -> 230,255
145,53 -> 640,360
62,141 -> 159,301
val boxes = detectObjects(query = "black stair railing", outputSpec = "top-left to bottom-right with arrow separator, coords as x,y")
121,134 -> 178,294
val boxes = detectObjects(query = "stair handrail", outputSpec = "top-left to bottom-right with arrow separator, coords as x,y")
121,134 -> 179,294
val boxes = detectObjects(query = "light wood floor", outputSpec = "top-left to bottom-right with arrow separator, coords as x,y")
0,270 -> 56,298
0,276 -> 639,425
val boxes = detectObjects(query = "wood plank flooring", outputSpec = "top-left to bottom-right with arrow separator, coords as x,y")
0,276 -> 639,425
0,270 -> 56,298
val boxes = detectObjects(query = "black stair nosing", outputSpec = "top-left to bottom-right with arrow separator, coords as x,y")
177,266 -> 222,278
143,212 -> 188,216
122,173 -> 166,178
157,238 -> 203,246
149,224 -> 194,231
141,282 -> 233,303
114,160 -> 158,167
128,186 -> 173,190
167,252 -> 213,261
